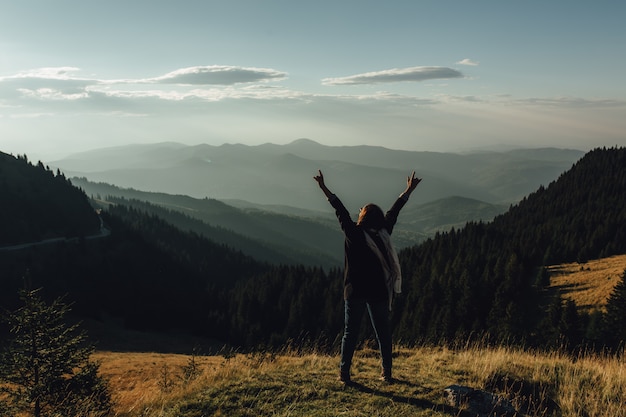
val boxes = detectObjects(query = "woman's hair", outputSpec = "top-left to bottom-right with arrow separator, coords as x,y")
357,203 -> 385,230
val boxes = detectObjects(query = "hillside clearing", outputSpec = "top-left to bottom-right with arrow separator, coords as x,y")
547,254 -> 626,313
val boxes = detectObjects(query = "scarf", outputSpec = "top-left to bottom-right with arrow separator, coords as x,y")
364,228 -> 402,311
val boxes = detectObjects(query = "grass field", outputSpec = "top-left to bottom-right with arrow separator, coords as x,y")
91,342 -> 625,417
547,254 -> 626,313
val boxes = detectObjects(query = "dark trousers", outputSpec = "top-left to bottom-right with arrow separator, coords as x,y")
340,298 -> 392,376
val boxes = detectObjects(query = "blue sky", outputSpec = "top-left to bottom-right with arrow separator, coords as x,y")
1,0 -> 625,161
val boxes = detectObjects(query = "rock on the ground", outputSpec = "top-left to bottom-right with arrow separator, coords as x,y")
443,384 -> 519,417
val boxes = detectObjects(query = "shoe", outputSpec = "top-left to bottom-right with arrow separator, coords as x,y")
339,372 -> 352,385
380,370 -> 393,384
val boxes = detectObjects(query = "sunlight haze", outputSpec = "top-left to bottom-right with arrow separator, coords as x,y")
1,0 -> 625,161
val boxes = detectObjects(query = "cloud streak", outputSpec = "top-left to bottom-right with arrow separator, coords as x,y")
2,67 -> 83,80
146,66 -> 288,85
0,65 -> 288,90
322,66 -> 464,85
513,97 -> 626,108
456,58 -> 479,66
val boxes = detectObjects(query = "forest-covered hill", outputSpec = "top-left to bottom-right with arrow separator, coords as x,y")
394,147 -> 626,348
70,177 -> 505,267
0,152 -> 100,246
1,147 -> 625,352
71,178 -> 347,268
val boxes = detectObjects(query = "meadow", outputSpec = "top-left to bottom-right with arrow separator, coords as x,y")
547,254 -> 626,313
92,342 -> 624,417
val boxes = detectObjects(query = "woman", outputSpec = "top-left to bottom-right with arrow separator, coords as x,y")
314,170 -> 421,384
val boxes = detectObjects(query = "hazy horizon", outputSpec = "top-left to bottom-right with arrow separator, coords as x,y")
1,1 -> 625,162
3,139 -> 593,166
47,138 -> 588,164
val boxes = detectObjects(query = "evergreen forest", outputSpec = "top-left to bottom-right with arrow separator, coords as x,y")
1,148 -> 625,353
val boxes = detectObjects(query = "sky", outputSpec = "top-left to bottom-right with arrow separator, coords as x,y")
1,0 -> 625,162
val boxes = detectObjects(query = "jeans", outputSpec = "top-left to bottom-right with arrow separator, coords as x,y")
340,298 -> 392,376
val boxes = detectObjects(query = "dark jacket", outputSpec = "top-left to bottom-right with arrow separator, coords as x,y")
328,194 -> 407,302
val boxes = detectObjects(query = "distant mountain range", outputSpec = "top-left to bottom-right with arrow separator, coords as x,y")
51,139 -> 584,211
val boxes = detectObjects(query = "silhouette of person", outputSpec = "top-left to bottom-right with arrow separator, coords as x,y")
314,170 -> 421,384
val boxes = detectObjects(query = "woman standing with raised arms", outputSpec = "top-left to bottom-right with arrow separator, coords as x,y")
314,170 -> 421,384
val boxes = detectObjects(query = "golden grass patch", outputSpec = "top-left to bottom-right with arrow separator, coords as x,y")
547,254 -> 626,313
92,351 -> 224,414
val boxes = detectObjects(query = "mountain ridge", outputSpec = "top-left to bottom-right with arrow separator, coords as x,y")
72,176 -> 507,258
49,140 -> 584,210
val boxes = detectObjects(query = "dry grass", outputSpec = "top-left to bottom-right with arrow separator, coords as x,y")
92,344 -> 625,417
547,254 -> 626,313
92,351 -> 225,415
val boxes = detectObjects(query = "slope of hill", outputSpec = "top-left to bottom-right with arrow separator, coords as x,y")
0,204 -> 271,336
396,146 -> 626,348
50,140 -> 583,210
0,152 -> 100,246
400,196 -> 507,235
0,151 -> 270,338
72,177 -> 345,267
547,254 -> 626,314
102,196 -> 342,268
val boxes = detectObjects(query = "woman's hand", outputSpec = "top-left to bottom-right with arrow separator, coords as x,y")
404,171 -> 422,196
313,170 -> 325,187
314,170 -> 334,199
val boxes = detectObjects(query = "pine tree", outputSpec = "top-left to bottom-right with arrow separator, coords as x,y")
604,269 -> 626,349
560,299 -> 581,347
0,288 -> 111,417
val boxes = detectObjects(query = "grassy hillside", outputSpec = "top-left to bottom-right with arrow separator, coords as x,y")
92,344 -> 625,417
548,254 -> 626,314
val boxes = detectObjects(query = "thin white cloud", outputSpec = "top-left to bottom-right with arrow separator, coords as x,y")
90,84 -> 305,102
146,65 -> 288,85
88,86 -> 438,108
17,87 -> 88,101
322,66 -> 464,85
513,97 -> 626,108
1,67 -> 83,80
436,94 -> 483,103
457,58 -> 479,66
9,112 -> 55,119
